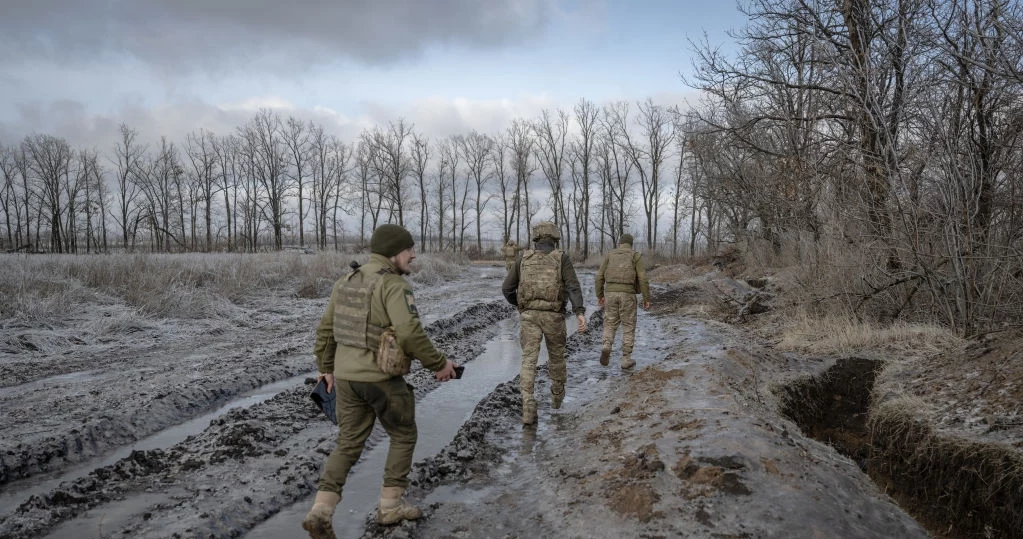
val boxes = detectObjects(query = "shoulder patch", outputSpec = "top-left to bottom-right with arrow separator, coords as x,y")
403,289 -> 418,314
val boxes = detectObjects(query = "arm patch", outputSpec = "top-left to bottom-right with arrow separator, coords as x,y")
404,289 -> 418,314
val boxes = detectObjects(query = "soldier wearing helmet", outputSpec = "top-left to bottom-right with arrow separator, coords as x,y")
501,221 -> 587,425
595,233 -> 651,370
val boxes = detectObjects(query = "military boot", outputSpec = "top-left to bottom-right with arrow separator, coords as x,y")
599,348 -> 611,366
621,354 -> 636,370
522,400 -> 538,425
377,486 -> 423,525
551,383 -> 565,410
302,490 -> 341,539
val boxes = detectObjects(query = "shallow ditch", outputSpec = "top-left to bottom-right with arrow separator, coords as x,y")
779,357 -> 1023,539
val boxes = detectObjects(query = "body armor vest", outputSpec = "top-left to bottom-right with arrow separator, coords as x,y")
605,247 -> 636,285
502,244 -> 517,258
333,266 -> 391,351
518,249 -> 563,311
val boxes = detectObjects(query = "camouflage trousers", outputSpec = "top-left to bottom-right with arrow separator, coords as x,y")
602,291 -> 638,355
519,309 -> 568,408
505,260 -> 515,272
318,377 -> 417,495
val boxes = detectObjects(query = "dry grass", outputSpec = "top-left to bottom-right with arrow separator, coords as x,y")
774,310 -> 962,357
0,251 -> 468,321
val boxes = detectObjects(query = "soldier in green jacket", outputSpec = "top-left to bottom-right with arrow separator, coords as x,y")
502,221 -> 587,425
595,233 -> 651,370
302,224 -> 459,539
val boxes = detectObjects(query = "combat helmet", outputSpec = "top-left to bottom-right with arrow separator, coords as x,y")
531,221 -> 561,242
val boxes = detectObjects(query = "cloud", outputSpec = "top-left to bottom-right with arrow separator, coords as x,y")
0,0 -> 553,74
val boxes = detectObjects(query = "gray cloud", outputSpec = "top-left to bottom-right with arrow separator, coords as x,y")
0,0 -> 552,73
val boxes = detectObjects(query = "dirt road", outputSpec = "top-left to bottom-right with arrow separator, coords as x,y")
0,264 -> 927,538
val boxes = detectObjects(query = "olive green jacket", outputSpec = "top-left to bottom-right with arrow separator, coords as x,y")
595,244 -> 651,304
314,254 -> 447,382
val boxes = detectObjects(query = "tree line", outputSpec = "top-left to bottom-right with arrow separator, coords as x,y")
0,100 -> 693,260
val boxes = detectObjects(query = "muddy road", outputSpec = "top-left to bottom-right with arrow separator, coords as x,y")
1,263 -> 927,538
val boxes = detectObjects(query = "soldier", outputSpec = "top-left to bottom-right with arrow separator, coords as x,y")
303,224 -> 460,539
502,221 -> 587,425
595,233 -> 651,370
502,239 -> 519,272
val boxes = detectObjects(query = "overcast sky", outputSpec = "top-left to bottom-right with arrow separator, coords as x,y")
0,0 -> 746,150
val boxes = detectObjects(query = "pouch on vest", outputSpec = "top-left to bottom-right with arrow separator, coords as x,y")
376,326 -> 411,376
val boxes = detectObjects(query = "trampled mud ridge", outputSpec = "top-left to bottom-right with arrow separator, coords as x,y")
0,300 -> 514,538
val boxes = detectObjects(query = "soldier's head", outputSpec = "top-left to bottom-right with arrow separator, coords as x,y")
370,224 -> 416,274
531,221 -> 561,244
619,233 -> 634,246
507,239 -> 516,246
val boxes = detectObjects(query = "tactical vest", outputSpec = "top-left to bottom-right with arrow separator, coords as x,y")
502,244 -> 517,259
518,249 -> 563,311
605,247 -> 637,285
333,266 -> 392,351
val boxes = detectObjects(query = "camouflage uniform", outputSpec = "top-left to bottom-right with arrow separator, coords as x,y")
502,240 -> 519,272
306,225 -> 447,536
595,235 -> 651,369
502,222 -> 585,425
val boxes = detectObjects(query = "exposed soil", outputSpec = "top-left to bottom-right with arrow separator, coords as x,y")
1,258 -> 1020,538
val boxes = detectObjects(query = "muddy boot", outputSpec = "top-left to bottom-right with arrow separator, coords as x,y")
302,490 -> 341,539
377,486 -> 422,525
551,383 -> 565,410
522,399 -> 538,425
621,354 -> 636,370
600,348 -> 611,366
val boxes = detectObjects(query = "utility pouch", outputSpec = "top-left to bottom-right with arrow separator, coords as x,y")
376,326 -> 411,376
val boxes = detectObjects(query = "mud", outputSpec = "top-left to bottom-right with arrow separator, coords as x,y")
1,262 -> 939,538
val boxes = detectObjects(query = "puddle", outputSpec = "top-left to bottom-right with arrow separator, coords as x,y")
43,490 -> 186,539
0,373 -> 312,515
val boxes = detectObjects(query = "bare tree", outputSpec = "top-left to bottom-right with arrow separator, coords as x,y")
366,119 -> 415,226
570,99 -> 599,258
409,132 -> 431,251
283,117 -> 311,246
533,109 -> 571,250
459,130 -> 495,253
22,134 -> 73,252
238,109 -> 290,250
185,129 -> 220,251
507,119 -> 536,244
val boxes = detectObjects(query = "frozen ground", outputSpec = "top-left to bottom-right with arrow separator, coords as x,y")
1,259 -> 933,538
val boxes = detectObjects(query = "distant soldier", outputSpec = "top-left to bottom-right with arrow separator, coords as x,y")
303,224 -> 459,539
502,221 -> 587,425
502,239 -> 519,272
595,233 -> 651,370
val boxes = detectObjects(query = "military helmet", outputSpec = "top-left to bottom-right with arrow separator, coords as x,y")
531,221 -> 561,241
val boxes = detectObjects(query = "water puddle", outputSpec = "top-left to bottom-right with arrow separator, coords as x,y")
43,489 -> 186,539
0,373 -> 312,515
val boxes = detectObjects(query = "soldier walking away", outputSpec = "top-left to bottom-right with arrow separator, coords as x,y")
502,221 -> 587,426
595,233 -> 651,370
303,224 -> 460,539
502,239 -> 519,272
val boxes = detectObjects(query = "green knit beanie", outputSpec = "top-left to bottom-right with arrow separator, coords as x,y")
370,224 -> 415,257
619,233 -> 634,245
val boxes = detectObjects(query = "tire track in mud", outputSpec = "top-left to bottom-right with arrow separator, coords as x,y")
0,300 -> 515,539
0,341 -> 309,487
